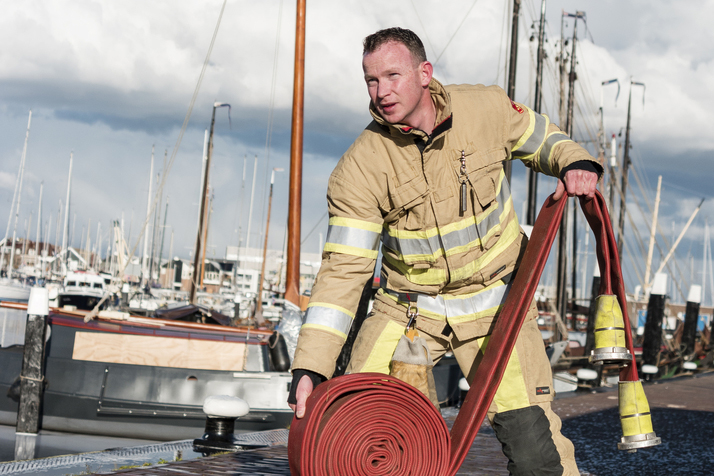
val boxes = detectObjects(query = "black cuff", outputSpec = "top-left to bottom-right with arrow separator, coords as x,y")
287,369 -> 326,405
559,160 -> 603,180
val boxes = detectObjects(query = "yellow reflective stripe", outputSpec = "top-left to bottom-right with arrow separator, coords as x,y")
511,108 -> 536,153
539,132 -> 571,176
301,323 -> 347,340
477,335 -> 530,412
359,319 -> 405,374
329,216 -> 382,233
382,253 -> 448,285
513,112 -> 549,160
323,243 -> 379,259
449,217 -> 521,282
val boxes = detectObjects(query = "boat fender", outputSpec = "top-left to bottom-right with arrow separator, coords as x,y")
268,331 -> 291,372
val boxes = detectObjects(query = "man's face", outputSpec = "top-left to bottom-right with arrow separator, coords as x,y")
362,41 -> 431,127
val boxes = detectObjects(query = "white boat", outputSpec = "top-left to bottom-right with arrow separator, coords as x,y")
0,280 -> 31,302
57,271 -> 107,311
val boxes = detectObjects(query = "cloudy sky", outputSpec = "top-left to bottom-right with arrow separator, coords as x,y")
2,0 -> 713,303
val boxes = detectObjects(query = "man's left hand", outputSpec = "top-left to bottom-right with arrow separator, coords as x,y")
553,169 -> 598,201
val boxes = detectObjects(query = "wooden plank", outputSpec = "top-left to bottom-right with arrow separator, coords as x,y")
72,332 -> 245,371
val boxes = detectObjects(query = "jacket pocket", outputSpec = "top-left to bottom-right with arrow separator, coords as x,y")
384,174 -> 437,266
466,150 -> 507,249
388,174 -> 429,231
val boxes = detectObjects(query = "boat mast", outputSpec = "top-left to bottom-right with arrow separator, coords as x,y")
644,176 -> 662,291
157,197 -> 169,284
197,129 -> 208,235
5,111 -> 32,278
617,79 -> 645,258
285,0 -> 306,306
189,102 -> 230,303
504,0 -> 521,184
256,167 -> 283,322
61,152 -> 73,275
35,181 -> 43,272
245,155 -> 258,254
556,11 -> 583,330
142,147 -> 154,286
526,0 -> 546,226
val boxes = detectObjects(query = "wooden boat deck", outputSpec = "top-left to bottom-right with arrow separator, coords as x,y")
87,371 -> 714,475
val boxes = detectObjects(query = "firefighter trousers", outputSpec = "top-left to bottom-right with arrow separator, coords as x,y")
345,296 -> 579,476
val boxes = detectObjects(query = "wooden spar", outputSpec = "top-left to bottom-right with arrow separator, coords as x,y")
503,0 -> 520,184
644,175 -> 662,288
285,0 -> 306,307
200,194 -> 213,287
189,102 -> 230,304
526,0 -> 546,226
256,168 -> 282,322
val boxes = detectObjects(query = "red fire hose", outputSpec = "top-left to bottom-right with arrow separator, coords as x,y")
289,191 -> 639,476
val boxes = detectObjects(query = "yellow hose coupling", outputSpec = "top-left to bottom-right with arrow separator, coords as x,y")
618,380 -> 661,451
590,294 -> 631,365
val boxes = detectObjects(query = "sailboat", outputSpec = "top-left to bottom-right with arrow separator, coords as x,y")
0,111 -> 33,303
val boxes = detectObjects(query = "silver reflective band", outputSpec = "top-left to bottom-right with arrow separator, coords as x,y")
326,224 -> 380,251
381,231 -> 441,261
513,112 -> 547,157
304,306 -> 353,336
383,280 -> 512,320
539,133 -> 570,175
383,176 -> 513,261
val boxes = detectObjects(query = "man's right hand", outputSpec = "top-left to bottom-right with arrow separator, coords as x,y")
288,374 -> 314,419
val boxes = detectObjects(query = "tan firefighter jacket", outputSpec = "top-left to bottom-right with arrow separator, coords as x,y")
292,79 -> 601,379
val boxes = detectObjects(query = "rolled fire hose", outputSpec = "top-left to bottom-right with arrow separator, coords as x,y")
289,191 -> 641,476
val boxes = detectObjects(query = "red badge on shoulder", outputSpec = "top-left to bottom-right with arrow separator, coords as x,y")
536,386 -> 551,395
511,100 -> 524,114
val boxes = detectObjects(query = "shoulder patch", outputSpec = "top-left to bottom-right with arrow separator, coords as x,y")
535,386 -> 551,395
511,100 -> 524,114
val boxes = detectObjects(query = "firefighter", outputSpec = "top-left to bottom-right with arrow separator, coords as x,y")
288,27 -> 599,475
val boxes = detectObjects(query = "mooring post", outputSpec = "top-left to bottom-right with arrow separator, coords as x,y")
14,286 -> 50,461
681,285 -> 702,357
642,273 -> 667,379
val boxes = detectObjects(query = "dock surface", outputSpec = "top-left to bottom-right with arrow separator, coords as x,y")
54,372 -> 714,475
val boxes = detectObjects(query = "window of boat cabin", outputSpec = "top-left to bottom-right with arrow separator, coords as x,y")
67,281 -> 77,286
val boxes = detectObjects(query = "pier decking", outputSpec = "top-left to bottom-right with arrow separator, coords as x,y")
5,372 -> 711,475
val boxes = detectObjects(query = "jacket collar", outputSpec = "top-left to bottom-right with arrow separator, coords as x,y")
369,78 -> 453,141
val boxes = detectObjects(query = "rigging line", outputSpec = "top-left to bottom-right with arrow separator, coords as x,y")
409,1 -> 439,64
623,224 -> 645,290
301,209 -> 329,245
628,165 -> 690,290
433,0 -> 480,67
615,167 -> 690,293
257,0 -> 284,249
111,0 -> 228,303
492,0 -> 510,85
